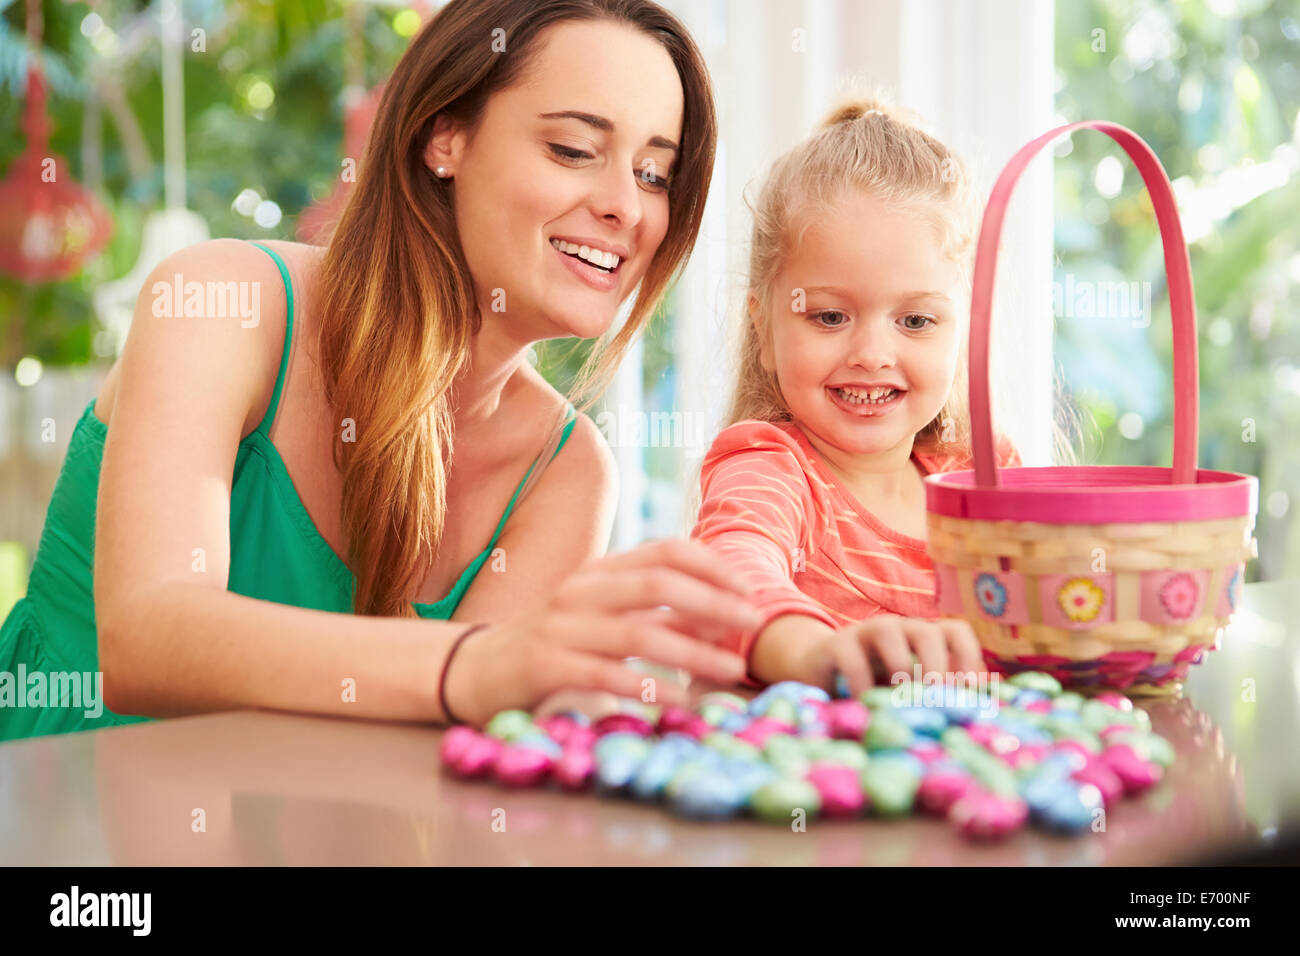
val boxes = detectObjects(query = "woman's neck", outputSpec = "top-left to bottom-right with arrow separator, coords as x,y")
450,317 -> 534,433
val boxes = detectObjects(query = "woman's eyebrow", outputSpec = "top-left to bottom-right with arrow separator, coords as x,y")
537,110 -> 678,152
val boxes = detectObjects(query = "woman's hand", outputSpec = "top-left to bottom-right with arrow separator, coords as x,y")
442,538 -> 763,726
789,614 -> 985,698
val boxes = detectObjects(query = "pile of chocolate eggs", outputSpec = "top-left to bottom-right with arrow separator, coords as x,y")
438,672 -> 1173,840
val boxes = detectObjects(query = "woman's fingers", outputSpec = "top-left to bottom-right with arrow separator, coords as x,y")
538,612 -> 747,685
589,538 -> 755,600
539,647 -> 692,709
557,566 -> 763,637
621,607 -> 739,646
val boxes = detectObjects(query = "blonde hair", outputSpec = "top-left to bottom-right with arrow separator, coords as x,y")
726,95 -> 984,459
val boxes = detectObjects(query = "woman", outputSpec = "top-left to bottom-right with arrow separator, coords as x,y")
0,0 -> 761,740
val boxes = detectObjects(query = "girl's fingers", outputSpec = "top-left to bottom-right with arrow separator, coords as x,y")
860,616 -> 915,684
901,620 -> 949,678
937,618 -> 986,677
558,567 -> 763,637
539,612 -> 747,685
829,633 -> 874,697
589,538 -> 756,600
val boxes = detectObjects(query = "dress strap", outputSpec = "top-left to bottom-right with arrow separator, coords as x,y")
481,403 -> 580,552
247,241 -> 295,438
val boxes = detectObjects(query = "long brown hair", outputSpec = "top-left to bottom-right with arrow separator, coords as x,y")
315,0 -> 717,616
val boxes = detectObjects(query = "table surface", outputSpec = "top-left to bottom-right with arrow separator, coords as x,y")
2,582 -> 1298,866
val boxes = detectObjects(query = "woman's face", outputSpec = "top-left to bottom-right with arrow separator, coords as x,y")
429,19 -> 685,342
757,190 -> 965,461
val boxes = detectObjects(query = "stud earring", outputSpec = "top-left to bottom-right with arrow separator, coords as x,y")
435,166 -> 450,178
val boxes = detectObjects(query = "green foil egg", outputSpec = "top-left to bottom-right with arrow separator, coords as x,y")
752,778 -> 822,823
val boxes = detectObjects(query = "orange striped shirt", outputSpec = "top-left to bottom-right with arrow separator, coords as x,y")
689,419 -> 1022,678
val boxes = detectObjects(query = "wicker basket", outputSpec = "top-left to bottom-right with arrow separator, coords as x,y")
925,121 -> 1259,696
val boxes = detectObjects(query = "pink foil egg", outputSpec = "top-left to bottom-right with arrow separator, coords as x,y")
908,740 -> 946,765
534,714 -> 580,746
917,770 -> 978,816
592,713 -> 655,738
656,706 -> 697,735
1095,691 -> 1133,712
1051,740 -> 1093,767
452,733 -> 503,779
735,717 -> 796,748
825,700 -> 870,741
1023,698 -> 1052,714
564,725 -> 598,751
553,747 -> 595,791
1100,743 -> 1163,794
949,790 -> 1029,840
806,763 -> 866,817
1071,762 -> 1124,808
1001,742 -> 1049,770
440,725 -> 481,768
494,745 -> 555,787
657,708 -> 713,741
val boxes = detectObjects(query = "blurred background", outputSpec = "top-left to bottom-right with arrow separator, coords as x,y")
0,0 -> 1296,619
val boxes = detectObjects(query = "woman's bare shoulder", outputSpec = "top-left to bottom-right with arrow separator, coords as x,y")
96,238 -> 300,436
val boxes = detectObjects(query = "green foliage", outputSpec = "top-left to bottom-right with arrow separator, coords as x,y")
0,0 -> 412,365
1055,0 -> 1300,579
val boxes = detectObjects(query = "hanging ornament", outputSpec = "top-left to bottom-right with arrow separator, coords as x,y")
0,0 -> 113,282
297,0 -> 435,244
296,82 -> 385,245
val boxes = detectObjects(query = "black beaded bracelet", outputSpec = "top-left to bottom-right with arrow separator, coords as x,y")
439,622 -> 489,726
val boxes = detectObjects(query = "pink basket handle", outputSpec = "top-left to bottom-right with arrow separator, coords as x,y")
969,121 -> 1199,488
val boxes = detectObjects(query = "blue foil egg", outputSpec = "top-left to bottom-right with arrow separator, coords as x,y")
630,741 -> 688,801
593,732 -> 651,764
667,769 -> 746,819
1035,782 -> 1105,832
867,749 -> 925,782
891,705 -> 949,738
719,711 -> 752,733
511,733 -> 563,759
595,750 -> 647,795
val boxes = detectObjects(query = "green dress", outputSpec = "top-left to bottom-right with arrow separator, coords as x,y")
0,241 -> 577,742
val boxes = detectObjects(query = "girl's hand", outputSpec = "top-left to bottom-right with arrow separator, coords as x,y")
442,539 -> 763,726
791,614 -> 985,698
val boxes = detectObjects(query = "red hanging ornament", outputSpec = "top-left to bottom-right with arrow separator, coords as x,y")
296,83 -> 384,245
0,1 -> 113,281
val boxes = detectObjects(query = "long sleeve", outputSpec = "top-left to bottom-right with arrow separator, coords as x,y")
689,423 -> 840,677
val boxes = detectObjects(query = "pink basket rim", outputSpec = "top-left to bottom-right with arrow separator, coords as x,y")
926,465 -> 1258,523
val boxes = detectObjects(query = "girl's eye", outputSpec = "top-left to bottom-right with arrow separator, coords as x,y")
811,310 -> 848,328
902,313 -> 937,330
548,143 -> 593,162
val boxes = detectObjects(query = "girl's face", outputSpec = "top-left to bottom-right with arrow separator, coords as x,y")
756,190 -> 965,461
428,19 -> 684,342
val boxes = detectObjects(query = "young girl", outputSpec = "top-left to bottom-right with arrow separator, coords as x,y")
691,98 -> 1029,698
